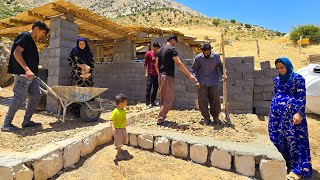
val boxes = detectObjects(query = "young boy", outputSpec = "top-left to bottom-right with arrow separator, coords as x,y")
110,94 -> 128,160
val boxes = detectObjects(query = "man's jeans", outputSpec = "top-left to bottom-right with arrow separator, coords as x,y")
3,75 -> 41,126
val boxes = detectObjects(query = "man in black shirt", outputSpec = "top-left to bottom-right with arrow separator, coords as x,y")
1,20 -> 49,132
155,35 -> 197,125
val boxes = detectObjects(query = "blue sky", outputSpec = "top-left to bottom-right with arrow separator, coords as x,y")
175,0 -> 320,33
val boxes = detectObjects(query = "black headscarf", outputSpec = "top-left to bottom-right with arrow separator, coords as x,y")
71,37 -> 93,62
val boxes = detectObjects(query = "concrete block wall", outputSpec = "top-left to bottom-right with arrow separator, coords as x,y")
112,40 -> 136,63
45,17 -> 78,113
253,61 -> 278,116
226,56 -> 255,114
93,59 -> 200,109
39,48 -> 50,69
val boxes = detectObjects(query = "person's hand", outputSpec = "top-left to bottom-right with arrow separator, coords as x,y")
195,82 -> 200,88
112,128 -> 116,135
145,73 -> 148,79
25,69 -> 35,80
189,74 -> 197,83
83,64 -> 90,70
222,75 -> 227,81
293,113 -> 302,125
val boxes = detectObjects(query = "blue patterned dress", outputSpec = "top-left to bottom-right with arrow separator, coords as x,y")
269,73 -> 312,177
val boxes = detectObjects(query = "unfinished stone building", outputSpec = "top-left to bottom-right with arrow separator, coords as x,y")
0,0 -> 277,115
0,0 -> 207,113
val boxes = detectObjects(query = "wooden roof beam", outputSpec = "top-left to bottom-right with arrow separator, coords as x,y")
78,28 -> 114,41
27,11 -> 50,21
51,3 -> 136,40
9,19 -> 29,26
0,20 -> 50,35
0,22 -> 14,28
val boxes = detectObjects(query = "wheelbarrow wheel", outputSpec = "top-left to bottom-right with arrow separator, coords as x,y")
80,101 -> 101,122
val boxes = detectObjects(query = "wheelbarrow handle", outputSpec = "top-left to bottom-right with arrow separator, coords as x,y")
35,76 -> 53,92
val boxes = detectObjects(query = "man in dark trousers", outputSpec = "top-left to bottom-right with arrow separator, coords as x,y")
144,42 -> 161,107
191,44 -> 226,125
1,20 -> 49,132
156,35 -> 197,125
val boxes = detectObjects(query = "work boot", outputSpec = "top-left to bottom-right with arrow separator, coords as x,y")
213,117 -> 223,125
1,124 -> 19,132
203,119 -> 211,126
22,121 -> 42,128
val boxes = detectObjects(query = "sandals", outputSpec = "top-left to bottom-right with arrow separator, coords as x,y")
287,172 -> 302,180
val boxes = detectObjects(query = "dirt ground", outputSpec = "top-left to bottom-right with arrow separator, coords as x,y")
1,84 -> 320,179
54,145 -> 248,180
0,85 -> 141,152
131,110 -> 269,144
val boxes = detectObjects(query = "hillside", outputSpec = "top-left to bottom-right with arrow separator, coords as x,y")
1,0 -> 278,40
3,0 -> 203,18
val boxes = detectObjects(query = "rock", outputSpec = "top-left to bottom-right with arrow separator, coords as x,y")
0,166 -> 13,180
210,149 -> 232,170
63,141 -> 81,168
138,134 -> 153,150
96,127 -> 112,146
259,159 -> 286,180
14,164 -> 33,180
129,134 -> 138,147
80,135 -> 97,157
154,137 -> 170,155
171,141 -> 188,159
32,150 -> 63,180
190,144 -> 208,164
234,155 -> 255,177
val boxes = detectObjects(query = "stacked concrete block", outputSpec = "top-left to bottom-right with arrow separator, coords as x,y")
254,61 -> 278,116
172,60 -> 198,109
93,62 -> 146,102
226,56 -> 254,114
46,16 -> 78,113
112,40 -> 135,63
39,48 -> 50,69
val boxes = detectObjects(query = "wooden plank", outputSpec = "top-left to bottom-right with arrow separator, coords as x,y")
9,19 -> 29,26
78,28 -> 114,41
28,11 -> 50,21
51,3 -> 136,40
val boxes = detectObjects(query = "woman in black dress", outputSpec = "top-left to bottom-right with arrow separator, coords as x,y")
68,37 -> 94,117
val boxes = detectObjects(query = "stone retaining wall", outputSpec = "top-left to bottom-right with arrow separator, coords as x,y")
0,108 -> 286,180
0,109 -> 155,180
126,126 -> 286,180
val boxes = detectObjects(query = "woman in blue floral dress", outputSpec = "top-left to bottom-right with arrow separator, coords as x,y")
269,57 -> 312,179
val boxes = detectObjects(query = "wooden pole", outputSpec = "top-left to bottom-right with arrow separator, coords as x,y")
299,36 -> 302,54
256,39 -> 260,57
220,33 -> 230,123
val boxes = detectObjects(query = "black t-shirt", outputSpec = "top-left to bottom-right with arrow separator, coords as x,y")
7,32 -> 39,76
157,45 -> 179,77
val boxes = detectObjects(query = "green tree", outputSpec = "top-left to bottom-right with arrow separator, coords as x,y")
290,25 -> 320,44
230,19 -> 236,23
212,18 -> 220,27
244,24 -> 252,28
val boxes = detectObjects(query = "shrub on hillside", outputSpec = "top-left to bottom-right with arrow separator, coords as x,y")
290,25 -> 320,44
230,19 -> 236,23
212,18 -> 220,27
245,24 -> 252,28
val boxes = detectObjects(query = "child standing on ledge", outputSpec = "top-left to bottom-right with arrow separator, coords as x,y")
110,94 -> 128,160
